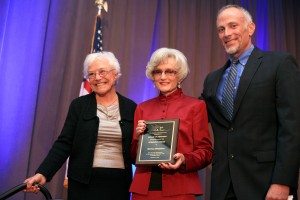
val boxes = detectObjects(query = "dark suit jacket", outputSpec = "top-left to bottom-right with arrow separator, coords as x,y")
202,47 -> 300,200
36,92 -> 136,186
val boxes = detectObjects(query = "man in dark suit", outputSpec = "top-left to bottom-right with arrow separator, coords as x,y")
201,5 -> 300,200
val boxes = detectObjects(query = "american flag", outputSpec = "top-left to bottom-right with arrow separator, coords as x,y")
91,15 -> 103,53
64,14 -> 103,189
79,14 -> 103,96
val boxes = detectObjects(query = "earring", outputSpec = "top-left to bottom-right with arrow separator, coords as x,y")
153,84 -> 156,88
177,82 -> 181,88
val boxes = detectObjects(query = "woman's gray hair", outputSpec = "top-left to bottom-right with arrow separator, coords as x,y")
146,47 -> 190,82
82,51 -> 121,78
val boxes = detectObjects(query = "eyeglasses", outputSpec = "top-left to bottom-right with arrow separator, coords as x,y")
87,69 -> 115,79
152,69 -> 177,77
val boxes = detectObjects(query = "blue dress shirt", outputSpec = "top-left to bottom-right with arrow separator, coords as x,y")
217,45 -> 254,103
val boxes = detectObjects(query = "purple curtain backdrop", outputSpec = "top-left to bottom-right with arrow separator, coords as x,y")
0,0 -> 299,199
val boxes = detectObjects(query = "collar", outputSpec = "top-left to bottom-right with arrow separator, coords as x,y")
158,88 -> 183,102
230,44 -> 254,67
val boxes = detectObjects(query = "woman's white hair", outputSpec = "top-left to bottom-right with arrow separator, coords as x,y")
145,47 -> 190,82
82,51 -> 121,78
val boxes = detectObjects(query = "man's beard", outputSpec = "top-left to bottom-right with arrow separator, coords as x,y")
225,44 -> 240,55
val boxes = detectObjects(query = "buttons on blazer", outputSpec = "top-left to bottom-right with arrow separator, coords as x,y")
229,154 -> 235,159
228,127 -> 234,132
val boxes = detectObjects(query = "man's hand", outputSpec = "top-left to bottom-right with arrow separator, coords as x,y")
265,184 -> 290,200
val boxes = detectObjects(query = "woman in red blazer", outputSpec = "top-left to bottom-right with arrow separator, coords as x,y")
130,48 -> 213,200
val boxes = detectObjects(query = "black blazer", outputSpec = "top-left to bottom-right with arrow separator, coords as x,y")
36,92 -> 137,185
202,47 -> 300,200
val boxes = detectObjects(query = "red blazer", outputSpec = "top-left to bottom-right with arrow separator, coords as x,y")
130,89 -> 213,196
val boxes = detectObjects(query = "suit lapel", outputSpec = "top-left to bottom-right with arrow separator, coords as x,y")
208,60 -> 231,126
233,48 -> 263,119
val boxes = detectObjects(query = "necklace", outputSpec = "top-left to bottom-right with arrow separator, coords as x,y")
96,93 -> 118,106
97,97 -> 119,120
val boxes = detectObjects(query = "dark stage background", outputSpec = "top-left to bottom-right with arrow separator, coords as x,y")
0,0 -> 299,199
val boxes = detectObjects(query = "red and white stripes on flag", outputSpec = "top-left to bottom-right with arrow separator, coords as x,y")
79,78 -> 92,96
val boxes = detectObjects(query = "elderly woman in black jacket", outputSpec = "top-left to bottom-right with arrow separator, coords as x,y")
24,51 -> 136,200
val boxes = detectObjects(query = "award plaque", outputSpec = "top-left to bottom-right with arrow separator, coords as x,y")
135,119 -> 179,166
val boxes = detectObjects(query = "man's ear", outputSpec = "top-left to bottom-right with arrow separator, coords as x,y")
248,22 -> 256,36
